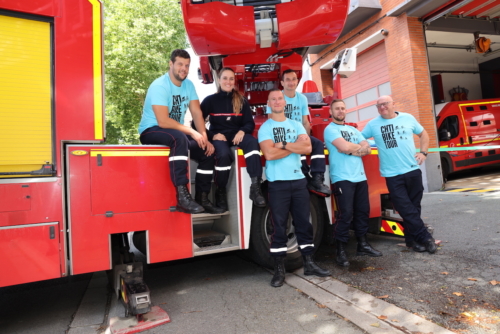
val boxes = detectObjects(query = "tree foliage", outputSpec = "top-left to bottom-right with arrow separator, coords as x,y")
103,0 -> 187,144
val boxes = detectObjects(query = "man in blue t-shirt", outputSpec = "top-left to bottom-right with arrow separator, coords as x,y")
266,69 -> 330,197
361,95 -> 437,253
258,89 -> 330,288
138,49 -> 223,215
324,100 -> 382,267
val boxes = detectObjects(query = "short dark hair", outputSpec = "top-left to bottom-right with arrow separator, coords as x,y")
170,49 -> 190,63
281,69 -> 296,79
330,99 -> 346,109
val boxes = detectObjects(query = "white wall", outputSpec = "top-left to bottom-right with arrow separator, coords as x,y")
436,72 -> 482,103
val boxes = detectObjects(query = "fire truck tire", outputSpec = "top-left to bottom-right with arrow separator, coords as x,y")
248,193 -> 325,271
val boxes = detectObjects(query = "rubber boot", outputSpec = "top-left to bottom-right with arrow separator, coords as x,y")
215,187 -> 228,212
336,241 -> 350,267
175,185 -> 204,214
270,256 -> 286,287
307,173 -> 331,197
356,235 -> 382,257
194,192 -> 225,214
250,177 -> 266,207
303,254 -> 331,277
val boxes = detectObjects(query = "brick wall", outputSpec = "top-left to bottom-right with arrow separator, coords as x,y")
311,0 -> 438,147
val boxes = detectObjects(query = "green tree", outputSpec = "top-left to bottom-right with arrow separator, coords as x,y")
103,0 -> 187,144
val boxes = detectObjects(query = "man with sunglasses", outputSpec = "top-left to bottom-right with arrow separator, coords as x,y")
361,96 -> 437,254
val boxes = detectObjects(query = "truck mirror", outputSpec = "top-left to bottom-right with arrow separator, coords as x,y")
438,129 -> 451,141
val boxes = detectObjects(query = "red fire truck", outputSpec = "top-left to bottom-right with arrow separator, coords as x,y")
0,0 -> 396,321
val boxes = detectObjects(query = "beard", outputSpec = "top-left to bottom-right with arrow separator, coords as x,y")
173,71 -> 187,82
332,114 -> 345,122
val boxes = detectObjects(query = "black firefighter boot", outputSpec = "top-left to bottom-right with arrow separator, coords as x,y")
356,235 -> 383,257
175,185 -> 204,214
270,256 -> 286,287
336,241 -> 350,267
307,173 -> 331,197
249,177 -> 266,207
195,191 -> 225,214
303,254 -> 331,277
215,187 -> 228,212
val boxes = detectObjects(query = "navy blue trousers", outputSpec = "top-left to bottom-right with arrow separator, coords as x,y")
140,126 -> 213,193
268,179 -> 314,257
212,133 -> 262,188
301,135 -> 325,177
332,180 -> 370,243
385,169 -> 432,244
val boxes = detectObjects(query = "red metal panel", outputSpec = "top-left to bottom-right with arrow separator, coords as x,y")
467,1 -> 500,16
451,0 -> 495,16
0,184 -> 31,212
68,146 -> 193,275
0,223 -> 61,287
181,0 -> 255,56
276,0 -> 348,50
0,0 -> 59,16
362,155 -> 388,219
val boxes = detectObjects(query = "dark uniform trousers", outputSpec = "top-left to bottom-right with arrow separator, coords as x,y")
301,135 -> 326,177
212,133 -> 262,188
268,178 -> 314,257
140,126 -> 213,193
332,180 -> 370,243
385,169 -> 432,244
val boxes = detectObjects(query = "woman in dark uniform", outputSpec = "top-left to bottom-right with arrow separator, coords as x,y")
201,67 -> 266,211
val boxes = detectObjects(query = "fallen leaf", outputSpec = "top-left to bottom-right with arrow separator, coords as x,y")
377,315 -> 388,320
490,280 -> 499,286
468,278 -> 478,281
453,292 -> 463,296
441,272 -> 449,275
391,319 -> 399,322
370,322 -> 380,327
461,312 -> 473,318
472,299 -> 477,302
316,303 -> 327,308
377,295 -> 389,299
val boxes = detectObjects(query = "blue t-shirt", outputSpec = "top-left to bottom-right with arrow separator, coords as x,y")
324,122 -> 367,184
361,112 -> 424,177
265,92 -> 309,123
258,118 -> 307,182
138,74 -> 198,134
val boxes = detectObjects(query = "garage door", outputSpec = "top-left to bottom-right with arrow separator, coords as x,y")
0,14 -> 53,178
340,42 -> 391,125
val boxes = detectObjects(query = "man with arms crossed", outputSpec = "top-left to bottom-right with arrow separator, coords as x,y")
361,96 -> 437,253
258,89 -> 330,288
324,100 -> 382,267
138,49 -> 223,214
266,69 -> 331,197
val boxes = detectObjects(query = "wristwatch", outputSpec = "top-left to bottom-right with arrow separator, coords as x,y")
420,151 -> 428,156
282,141 -> 287,150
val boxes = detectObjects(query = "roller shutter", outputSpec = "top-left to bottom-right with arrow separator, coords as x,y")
0,14 -> 53,178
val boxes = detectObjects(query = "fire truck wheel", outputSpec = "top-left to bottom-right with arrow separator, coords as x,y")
248,194 -> 325,271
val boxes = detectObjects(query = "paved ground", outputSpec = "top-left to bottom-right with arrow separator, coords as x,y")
444,164 -> 500,190
315,189 -> 500,334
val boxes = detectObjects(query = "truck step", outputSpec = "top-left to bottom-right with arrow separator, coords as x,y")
193,230 -> 227,248
192,211 -> 229,225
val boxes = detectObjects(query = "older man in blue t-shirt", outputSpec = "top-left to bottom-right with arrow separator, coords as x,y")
138,49 -> 223,215
324,100 -> 382,267
258,89 -> 330,288
361,95 -> 437,253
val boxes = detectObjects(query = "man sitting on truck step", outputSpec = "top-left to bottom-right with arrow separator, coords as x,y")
259,89 -> 331,288
138,49 -> 224,215
266,69 -> 331,197
324,99 -> 382,267
361,96 -> 437,253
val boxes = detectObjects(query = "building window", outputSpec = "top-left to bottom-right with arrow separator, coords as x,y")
344,81 -> 392,122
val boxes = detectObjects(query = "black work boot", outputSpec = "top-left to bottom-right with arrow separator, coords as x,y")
303,254 -> 331,277
249,177 -> 266,207
356,235 -> 382,257
175,185 -> 204,214
336,241 -> 350,267
407,240 -> 426,252
215,187 -> 228,212
194,192 -> 225,214
307,173 -> 331,197
270,256 -> 286,287
423,237 -> 437,254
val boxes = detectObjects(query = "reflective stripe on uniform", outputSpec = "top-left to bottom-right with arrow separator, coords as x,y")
215,166 -> 231,171
270,247 -> 288,253
299,244 -> 314,249
310,155 -> 325,160
169,156 -> 188,161
244,150 -> 261,158
197,169 -> 213,174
